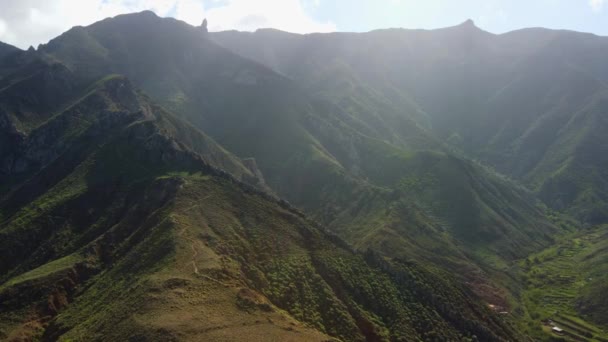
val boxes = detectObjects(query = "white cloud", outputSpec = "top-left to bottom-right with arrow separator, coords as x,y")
0,0 -> 336,49
173,0 -> 207,26
589,0 -> 605,12
204,0 -> 335,32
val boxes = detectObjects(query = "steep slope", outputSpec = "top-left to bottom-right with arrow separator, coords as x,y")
0,54 -> 267,192
0,72 -> 257,274
0,42 -> 19,60
332,152 -> 560,261
212,22 -> 608,224
0,71 -> 522,341
38,11 -> 438,190
211,24 -> 608,330
0,174 -> 523,341
31,12 -> 565,310
0,43 -> 24,79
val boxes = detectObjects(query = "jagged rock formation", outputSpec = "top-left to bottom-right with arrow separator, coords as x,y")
201,18 -> 208,33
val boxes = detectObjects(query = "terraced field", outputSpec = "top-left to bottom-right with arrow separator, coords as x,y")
521,227 -> 608,341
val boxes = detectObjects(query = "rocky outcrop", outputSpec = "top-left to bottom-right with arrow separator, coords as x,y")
241,157 -> 267,188
0,76 -> 147,177
201,18 -> 208,34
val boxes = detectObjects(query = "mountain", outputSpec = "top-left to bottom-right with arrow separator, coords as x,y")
0,42 -> 22,78
13,11 -> 568,319
213,21 -> 608,335
38,11 -> 561,255
0,161 -> 522,341
0,53 -> 267,192
212,21 -> 608,225
0,42 -> 19,59
0,58 -> 522,341
1,11 -> 603,341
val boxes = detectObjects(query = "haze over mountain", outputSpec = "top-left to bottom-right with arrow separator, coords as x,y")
212,19 -> 608,224
1,11 -> 607,342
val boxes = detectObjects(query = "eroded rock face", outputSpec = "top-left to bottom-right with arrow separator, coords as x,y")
0,62 -> 77,128
0,61 -> 80,177
0,77 -> 148,178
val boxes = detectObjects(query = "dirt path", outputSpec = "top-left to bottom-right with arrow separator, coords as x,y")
176,196 -> 228,286
177,217 -> 202,275
190,242 -> 200,274
176,196 -> 211,274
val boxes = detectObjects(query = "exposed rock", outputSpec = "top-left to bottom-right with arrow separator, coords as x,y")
241,157 -> 267,187
201,18 -> 208,34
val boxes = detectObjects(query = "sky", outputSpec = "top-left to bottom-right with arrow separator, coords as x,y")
0,0 -> 607,49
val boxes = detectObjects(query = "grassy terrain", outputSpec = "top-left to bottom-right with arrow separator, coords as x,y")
519,225 -> 608,341
4,12 -> 608,341
0,254 -> 83,290
0,170 -> 524,341
212,22 -> 608,225
0,59 -> 523,340
26,13 -> 576,336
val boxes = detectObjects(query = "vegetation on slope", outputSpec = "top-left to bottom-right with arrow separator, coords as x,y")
3,11 -> 607,341
0,66 -> 522,340
515,225 -> 608,341
212,22 -> 608,225
8,11 -> 571,326
2,170 -> 525,341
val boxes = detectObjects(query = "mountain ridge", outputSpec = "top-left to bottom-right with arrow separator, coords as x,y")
0,64 -> 522,341
211,20 -> 608,223
1,10 -> 606,341
30,9 -> 564,299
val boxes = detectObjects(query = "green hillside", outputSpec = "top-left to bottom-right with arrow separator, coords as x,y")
34,12 -> 564,288
516,225 -> 608,341
0,171 -> 523,341
0,69 -> 522,340
4,10 -> 569,325
1,10 -> 607,341
212,22 -> 608,224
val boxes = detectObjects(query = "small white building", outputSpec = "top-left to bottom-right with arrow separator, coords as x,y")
552,326 -> 564,334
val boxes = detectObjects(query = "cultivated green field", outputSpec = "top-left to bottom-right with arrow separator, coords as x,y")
520,226 -> 608,341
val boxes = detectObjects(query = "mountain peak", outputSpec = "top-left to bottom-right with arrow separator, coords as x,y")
449,18 -> 489,35
133,9 -> 158,18
460,19 -> 476,27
